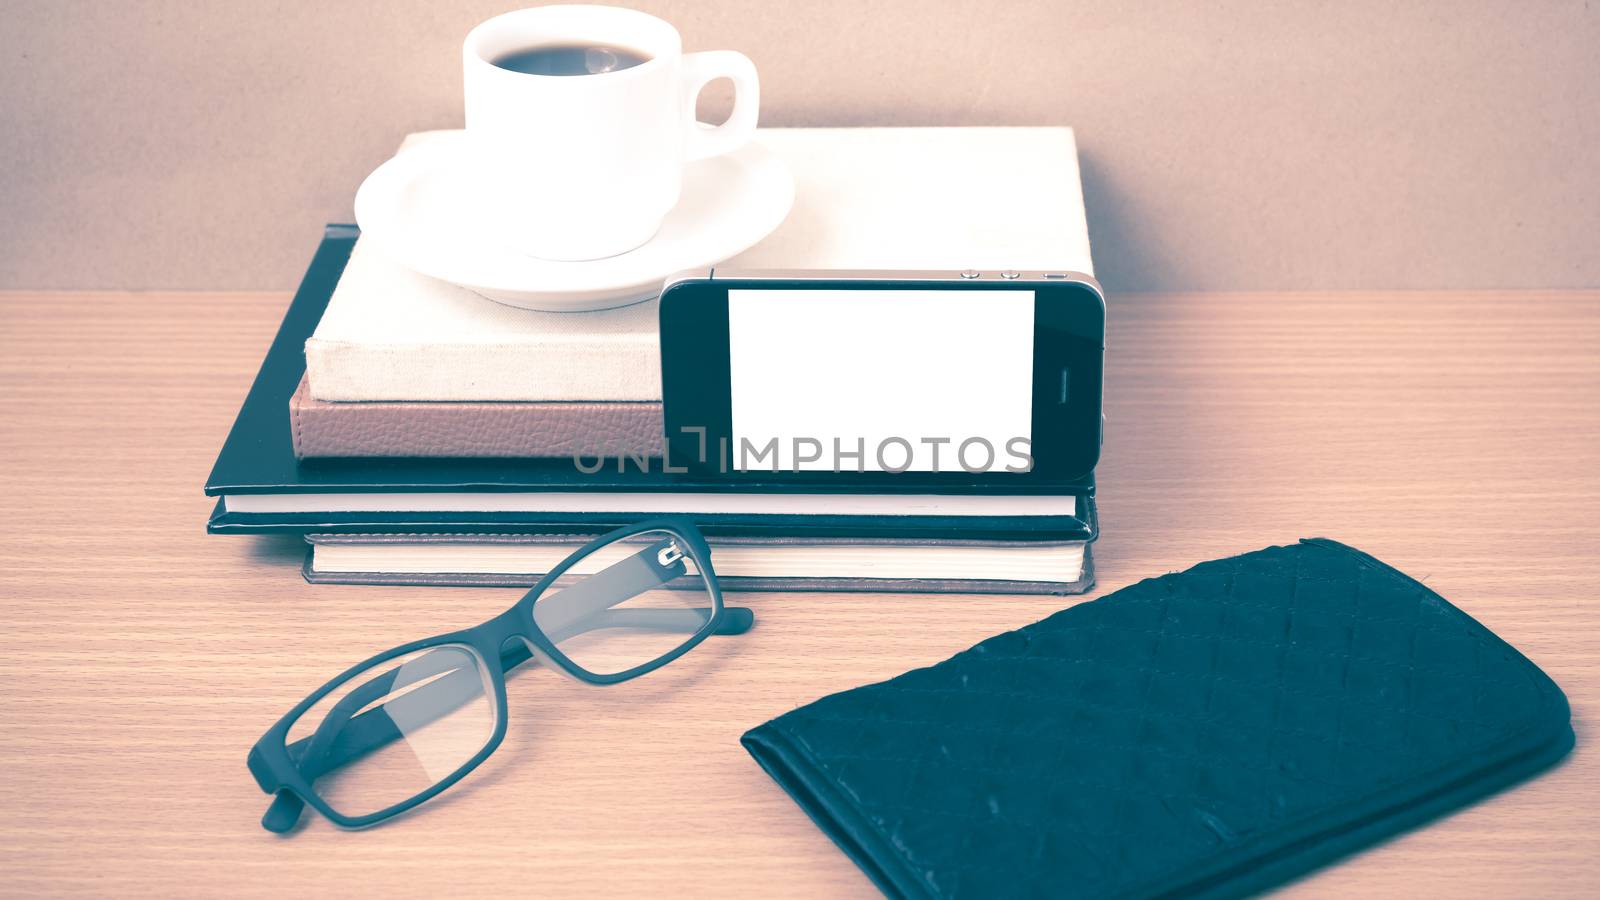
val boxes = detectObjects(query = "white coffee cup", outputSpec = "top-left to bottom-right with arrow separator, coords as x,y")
463,5 -> 759,261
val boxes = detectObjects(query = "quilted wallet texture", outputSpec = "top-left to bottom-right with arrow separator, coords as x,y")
742,539 -> 1573,899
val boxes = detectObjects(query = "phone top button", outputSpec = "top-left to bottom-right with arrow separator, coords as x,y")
1000,270 -> 1021,279
959,269 -> 981,279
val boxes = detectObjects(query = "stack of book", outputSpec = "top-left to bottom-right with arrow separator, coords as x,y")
205,127 -> 1100,593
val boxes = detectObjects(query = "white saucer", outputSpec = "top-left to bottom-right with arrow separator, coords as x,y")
352,132 -> 794,310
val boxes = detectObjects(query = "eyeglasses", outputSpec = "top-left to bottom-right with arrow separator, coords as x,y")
246,518 -> 752,833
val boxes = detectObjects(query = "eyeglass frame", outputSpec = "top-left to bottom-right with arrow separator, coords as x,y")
246,517 -> 752,833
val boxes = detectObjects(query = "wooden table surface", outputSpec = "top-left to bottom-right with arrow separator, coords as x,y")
1,289 -> 1596,898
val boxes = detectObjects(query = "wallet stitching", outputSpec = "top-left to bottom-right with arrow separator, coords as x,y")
829,581 -> 1532,729
290,385 -> 305,457
787,699 -> 1421,799
1306,537 -> 1549,699
1147,540 -> 1563,893
880,630 -> 1523,708
1103,581 -> 1179,860
765,541 -> 1562,896
776,719 -> 944,897
1039,583 -> 1531,690
777,725 -> 1214,891
796,688 -> 1494,769
783,705 -> 1535,890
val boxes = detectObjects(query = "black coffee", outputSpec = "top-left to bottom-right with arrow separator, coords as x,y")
491,44 -> 650,76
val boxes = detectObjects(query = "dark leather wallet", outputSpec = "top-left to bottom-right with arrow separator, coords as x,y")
742,539 -> 1573,899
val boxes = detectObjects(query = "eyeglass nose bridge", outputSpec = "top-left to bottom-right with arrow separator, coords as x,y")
506,634 -> 588,685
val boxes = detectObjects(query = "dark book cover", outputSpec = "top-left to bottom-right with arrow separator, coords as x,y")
206,494 -> 1098,541
204,226 -> 1098,540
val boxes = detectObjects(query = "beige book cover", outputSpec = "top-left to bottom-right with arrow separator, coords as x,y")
305,126 -> 1094,402
303,532 -> 1095,595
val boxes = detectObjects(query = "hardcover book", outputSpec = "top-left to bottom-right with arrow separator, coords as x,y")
302,532 -> 1096,595
305,126 -> 1095,403
289,376 -> 663,459
206,227 -> 1097,547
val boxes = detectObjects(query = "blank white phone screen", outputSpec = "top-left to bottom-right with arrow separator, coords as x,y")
727,289 -> 1035,472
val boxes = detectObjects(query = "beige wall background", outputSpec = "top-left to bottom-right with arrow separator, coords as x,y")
1,0 -> 1595,292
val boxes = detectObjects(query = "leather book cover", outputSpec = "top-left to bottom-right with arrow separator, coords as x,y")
206,492 -> 1099,544
289,376 -> 663,459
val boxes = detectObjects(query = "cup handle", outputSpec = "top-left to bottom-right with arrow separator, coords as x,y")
680,50 -> 760,162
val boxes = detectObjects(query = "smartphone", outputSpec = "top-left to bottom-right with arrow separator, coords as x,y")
658,269 -> 1104,488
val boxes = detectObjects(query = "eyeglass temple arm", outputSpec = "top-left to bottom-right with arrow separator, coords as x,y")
261,602 -> 752,832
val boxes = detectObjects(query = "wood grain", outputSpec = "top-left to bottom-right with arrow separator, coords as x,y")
1,290 -> 1596,898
